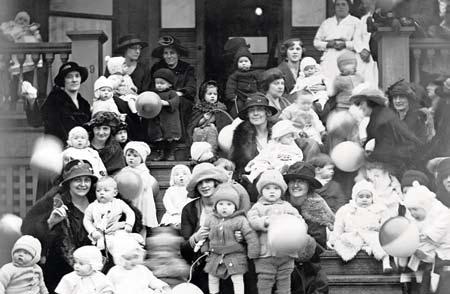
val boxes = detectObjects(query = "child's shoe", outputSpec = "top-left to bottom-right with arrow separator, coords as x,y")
383,256 -> 393,273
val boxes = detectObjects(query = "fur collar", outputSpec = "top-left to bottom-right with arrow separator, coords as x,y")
295,193 -> 335,227
193,100 -> 227,113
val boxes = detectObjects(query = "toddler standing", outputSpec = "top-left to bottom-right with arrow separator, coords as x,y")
147,68 -> 181,161
160,164 -> 192,228
92,76 -> 122,118
330,180 -> 392,272
0,235 -> 48,294
62,126 -> 107,178
55,246 -> 113,294
248,170 -> 307,294
225,48 -> 260,117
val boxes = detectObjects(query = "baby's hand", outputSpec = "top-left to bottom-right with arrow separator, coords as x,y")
161,100 -> 170,106
91,230 -> 102,241
204,113 -> 212,120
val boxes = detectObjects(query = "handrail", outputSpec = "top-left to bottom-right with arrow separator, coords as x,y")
0,42 -> 72,55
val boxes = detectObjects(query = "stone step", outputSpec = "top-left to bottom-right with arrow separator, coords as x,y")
321,250 -> 386,275
328,274 -> 403,294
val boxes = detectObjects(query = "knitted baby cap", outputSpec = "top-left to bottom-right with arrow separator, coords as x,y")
256,169 -> 287,195
300,57 -> 318,73
153,68 -> 175,85
234,47 -> 253,67
73,245 -> 103,271
351,180 -> 375,200
403,182 -> 436,213
124,141 -> 151,162
105,56 -> 126,75
212,183 -> 240,209
337,50 -> 357,70
271,120 -> 298,140
12,235 -> 42,266
111,234 -> 145,267
94,76 -> 114,92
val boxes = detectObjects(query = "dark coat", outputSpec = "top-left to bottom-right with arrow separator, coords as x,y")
147,89 -> 182,141
277,61 -> 299,97
92,138 -> 125,175
316,179 -> 347,213
425,88 -> 450,159
105,61 -> 151,93
41,87 -> 91,142
113,95 -> 147,142
392,107 -> 428,144
225,70 -> 260,117
188,100 -> 231,137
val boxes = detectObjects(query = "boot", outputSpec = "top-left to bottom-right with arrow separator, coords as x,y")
164,140 -> 177,161
151,141 -> 165,161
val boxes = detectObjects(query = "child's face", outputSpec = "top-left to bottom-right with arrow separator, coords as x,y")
15,15 -> 29,27
237,56 -> 251,71
125,149 -> 142,168
70,132 -> 89,149
173,169 -> 189,186
155,78 -> 171,92
303,65 -> 316,77
340,62 -> 356,75
278,132 -> 296,145
216,200 -> 236,217
443,175 -> 450,192
355,191 -> 373,208
73,257 -> 94,276
204,86 -> 218,104
316,164 -> 335,180
96,181 -> 118,203
296,95 -> 314,111
261,184 -> 282,202
117,78 -> 128,95
98,86 -> 113,101
121,251 -> 142,270
115,130 -> 128,143
366,168 -> 388,188
12,249 -> 33,266
408,207 -> 426,221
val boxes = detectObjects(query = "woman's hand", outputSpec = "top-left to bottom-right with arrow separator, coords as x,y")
326,40 -> 337,48
47,205 -> 68,229
193,227 -> 209,243
308,84 -> 326,92
161,100 -> 170,107
234,230 -> 243,242
334,40 -> 346,50
91,230 -> 103,241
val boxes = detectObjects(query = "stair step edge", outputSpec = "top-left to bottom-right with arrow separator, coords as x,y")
328,274 -> 401,285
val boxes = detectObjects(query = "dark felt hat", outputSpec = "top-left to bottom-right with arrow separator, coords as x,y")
54,62 -> 88,87
85,111 -> 122,132
60,160 -> 97,186
153,68 -> 176,85
151,35 -> 189,59
237,92 -> 278,120
283,162 -> 322,190
116,34 -> 148,53
401,170 -> 430,188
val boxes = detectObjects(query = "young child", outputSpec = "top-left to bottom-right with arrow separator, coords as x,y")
0,235 -> 48,294
105,56 -> 138,114
147,68 -> 181,161
291,57 -> 329,110
92,76 -> 122,118
330,180 -> 392,272
114,121 -> 129,149
122,141 -> 159,234
189,80 -> 230,152
83,176 -> 136,251
280,90 -> 326,144
225,48 -> 260,117
55,246 -> 113,294
202,183 -> 260,294
160,164 -> 192,228
107,235 -> 170,294
62,126 -> 107,178
244,120 -> 303,183
308,153 -> 347,213
247,170 -> 307,294
329,51 -> 365,110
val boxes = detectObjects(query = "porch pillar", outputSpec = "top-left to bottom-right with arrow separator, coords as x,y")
66,30 -> 108,104
374,26 -> 415,90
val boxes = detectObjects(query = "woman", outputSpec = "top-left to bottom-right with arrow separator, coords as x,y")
85,111 -> 125,175
314,0 -> 364,83
283,162 -> 334,294
277,38 -> 303,98
41,61 -> 91,143
259,68 -> 291,120
180,163 -> 258,293
351,86 -> 423,177
151,35 -> 196,145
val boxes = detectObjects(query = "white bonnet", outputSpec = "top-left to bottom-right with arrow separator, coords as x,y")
403,181 -> 436,212
300,57 -> 318,72
170,164 -> 192,186
351,180 -> 376,200
124,141 -> 151,162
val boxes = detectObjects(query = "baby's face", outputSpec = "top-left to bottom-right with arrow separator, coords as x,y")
204,86 -> 218,104
70,133 -> 89,149
98,86 -> 113,101
12,249 -> 33,266
355,191 -> 373,208
237,56 -> 251,71
216,200 -> 236,217
261,184 -> 282,203
115,130 -> 128,143
155,78 -> 171,92
95,181 -> 117,203
340,62 -> 357,75
278,132 -> 296,145
408,207 -> 426,221
303,65 -> 316,77
15,16 -> 29,27
73,257 -> 94,276
121,251 -> 142,270
125,149 -> 142,168
173,169 -> 189,187
296,95 -> 314,111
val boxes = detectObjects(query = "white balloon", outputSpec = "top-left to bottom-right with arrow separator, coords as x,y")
330,141 -> 365,172
268,214 -> 308,257
30,135 -> 63,174
171,282 -> 204,294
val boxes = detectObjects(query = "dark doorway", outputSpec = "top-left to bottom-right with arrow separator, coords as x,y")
204,0 -> 283,93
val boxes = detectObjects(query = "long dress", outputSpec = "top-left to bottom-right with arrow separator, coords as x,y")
354,12 -> 379,86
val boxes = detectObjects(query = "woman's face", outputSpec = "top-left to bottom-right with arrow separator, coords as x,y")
197,179 -> 216,198
335,0 -> 350,19
286,41 -> 303,63
69,176 -> 92,197
392,95 -> 409,112
124,45 -> 142,62
163,47 -> 179,68
358,100 -> 373,117
443,175 -> 450,192
248,106 -> 268,126
288,179 -> 309,198
267,78 -> 285,99
64,71 -> 81,92
93,125 -> 111,143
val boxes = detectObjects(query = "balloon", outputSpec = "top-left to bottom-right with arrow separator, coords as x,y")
171,282 -> 204,294
30,135 -> 64,174
136,91 -> 162,119
330,141 -> 365,172
114,169 -> 142,201
218,124 -> 235,154
326,110 -> 357,133
268,214 -> 308,257
379,216 -> 420,258
0,214 -> 22,267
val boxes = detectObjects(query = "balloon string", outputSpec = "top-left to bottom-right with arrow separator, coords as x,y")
188,253 -> 208,283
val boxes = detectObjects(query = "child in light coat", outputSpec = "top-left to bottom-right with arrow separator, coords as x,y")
160,164 -> 192,228
92,76 -> 122,118
55,246 -> 113,294
330,180 -> 392,272
0,235 -> 48,294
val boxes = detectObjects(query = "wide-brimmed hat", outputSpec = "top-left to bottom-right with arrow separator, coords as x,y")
115,34 -> 148,53
283,162 -> 322,190
237,92 -> 278,120
350,85 -> 388,106
151,35 -> 189,59
54,62 -> 88,87
187,163 -> 228,193
84,111 -> 122,132
60,160 -> 98,186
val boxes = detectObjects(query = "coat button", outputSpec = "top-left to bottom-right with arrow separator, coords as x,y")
229,262 -> 233,266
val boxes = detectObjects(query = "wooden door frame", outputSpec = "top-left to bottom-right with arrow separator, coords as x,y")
195,0 -> 205,88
